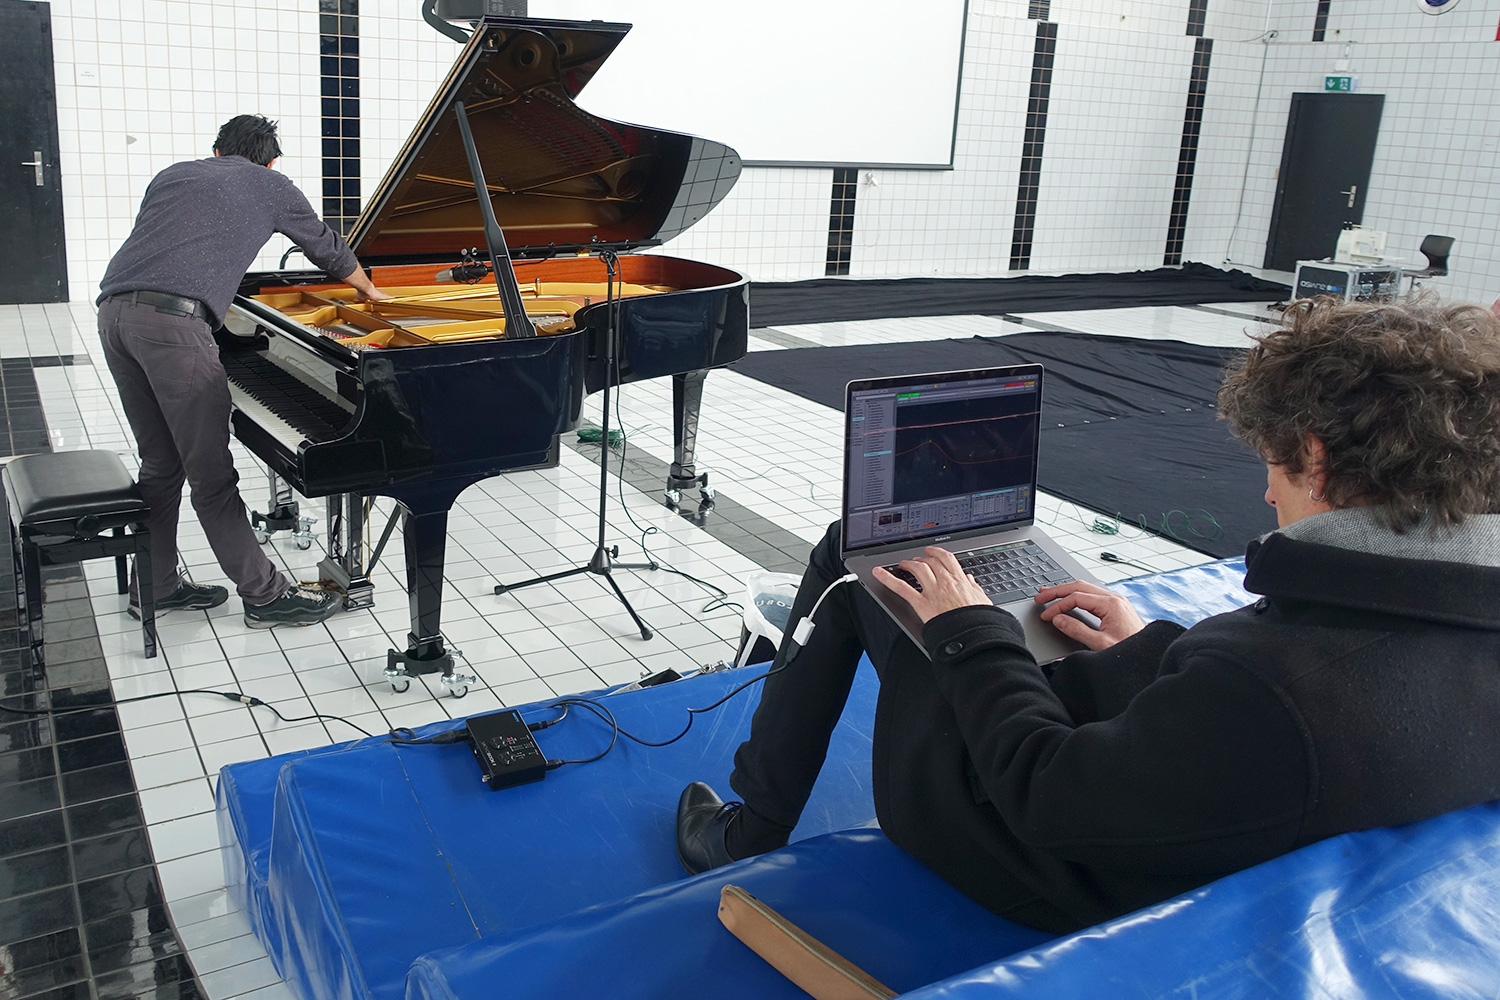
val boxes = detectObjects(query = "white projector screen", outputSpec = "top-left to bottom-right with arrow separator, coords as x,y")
529,0 -> 968,167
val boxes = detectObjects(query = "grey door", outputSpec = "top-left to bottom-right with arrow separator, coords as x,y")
0,2 -> 68,304
1263,92 -> 1384,272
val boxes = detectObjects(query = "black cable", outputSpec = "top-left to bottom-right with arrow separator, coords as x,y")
1099,551 -> 1155,573
537,657 -> 792,768
604,387 -> 743,628
387,728 -> 470,746
533,571 -> 854,768
542,697 -> 619,767
0,687 -> 377,738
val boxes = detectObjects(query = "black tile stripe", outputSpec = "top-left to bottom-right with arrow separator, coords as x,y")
824,168 -> 858,277
1009,21 -> 1056,271
0,363 -> 206,997
1313,0 -> 1331,42
320,0 -> 360,236
1027,0 -> 1050,20
1187,0 -> 1208,36
562,433 -> 812,577
1164,37 -> 1213,266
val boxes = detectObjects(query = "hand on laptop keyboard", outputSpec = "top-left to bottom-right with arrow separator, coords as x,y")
873,547 -> 992,623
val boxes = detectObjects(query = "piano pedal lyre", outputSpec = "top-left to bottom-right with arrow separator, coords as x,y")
252,471 -> 316,550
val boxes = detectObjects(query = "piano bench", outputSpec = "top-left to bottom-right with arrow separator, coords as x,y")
3,451 -> 155,664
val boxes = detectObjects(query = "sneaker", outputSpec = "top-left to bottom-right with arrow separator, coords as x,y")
244,586 -> 340,629
127,580 -> 229,620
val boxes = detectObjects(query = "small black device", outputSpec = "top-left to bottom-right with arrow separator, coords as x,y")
466,710 -> 547,790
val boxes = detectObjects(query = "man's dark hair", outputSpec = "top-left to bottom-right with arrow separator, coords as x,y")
213,115 -> 283,166
1218,296 -> 1500,531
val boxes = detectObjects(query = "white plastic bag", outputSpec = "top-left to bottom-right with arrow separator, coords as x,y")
736,571 -> 801,667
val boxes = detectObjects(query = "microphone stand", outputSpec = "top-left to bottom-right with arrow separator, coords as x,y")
492,248 -> 658,640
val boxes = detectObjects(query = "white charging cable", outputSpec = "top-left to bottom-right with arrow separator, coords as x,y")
788,573 -> 859,649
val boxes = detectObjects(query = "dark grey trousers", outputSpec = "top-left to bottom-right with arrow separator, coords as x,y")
98,294 -> 288,605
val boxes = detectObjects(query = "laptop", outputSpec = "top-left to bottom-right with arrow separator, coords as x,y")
840,364 -> 1098,664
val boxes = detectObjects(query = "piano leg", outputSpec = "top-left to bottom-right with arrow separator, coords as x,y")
665,369 -> 716,513
251,471 -> 315,550
384,505 -> 475,698
318,494 -> 375,611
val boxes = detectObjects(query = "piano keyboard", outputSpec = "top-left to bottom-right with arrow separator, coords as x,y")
221,350 -> 354,446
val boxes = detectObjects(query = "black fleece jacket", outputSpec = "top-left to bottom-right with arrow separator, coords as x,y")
870,531 -> 1500,933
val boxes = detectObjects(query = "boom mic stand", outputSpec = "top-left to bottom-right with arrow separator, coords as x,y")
492,249 -> 658,640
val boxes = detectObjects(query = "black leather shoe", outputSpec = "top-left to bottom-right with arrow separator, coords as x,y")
675,782 -> 740,875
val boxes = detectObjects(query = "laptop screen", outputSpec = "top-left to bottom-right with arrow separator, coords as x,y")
843,365 -> 1043,552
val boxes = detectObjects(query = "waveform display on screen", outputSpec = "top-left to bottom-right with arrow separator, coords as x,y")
890,391 -> 1038,505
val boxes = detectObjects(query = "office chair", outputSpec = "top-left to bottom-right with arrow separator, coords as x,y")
1404,235 -> 1453,295
1411,235 -> 1454,277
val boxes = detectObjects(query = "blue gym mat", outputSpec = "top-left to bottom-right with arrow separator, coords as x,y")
234,555 -> 1500,1000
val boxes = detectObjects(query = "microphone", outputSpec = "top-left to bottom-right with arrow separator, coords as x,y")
435,262 -> 492,283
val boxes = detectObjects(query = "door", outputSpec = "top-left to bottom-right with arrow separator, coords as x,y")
0,2 -> 68,304
1263,92 -> 1384,272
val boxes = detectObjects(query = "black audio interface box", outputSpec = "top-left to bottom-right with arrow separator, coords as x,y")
466,710 -> 547,790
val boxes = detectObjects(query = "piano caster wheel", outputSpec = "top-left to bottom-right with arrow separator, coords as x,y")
384,664 -> 412,694
441,670 -> 476,700
664,488 -> 682,511
295,536 -> 313,551
254,530 -> 271,545
698,487 -> 716,510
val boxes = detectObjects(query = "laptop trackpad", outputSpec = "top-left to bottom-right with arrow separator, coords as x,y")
1003,598 -> 1089,665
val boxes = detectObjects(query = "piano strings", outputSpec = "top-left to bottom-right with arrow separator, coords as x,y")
256,277 -> 673,350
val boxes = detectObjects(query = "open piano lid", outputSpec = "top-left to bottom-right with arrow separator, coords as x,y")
349,16 -> 742,264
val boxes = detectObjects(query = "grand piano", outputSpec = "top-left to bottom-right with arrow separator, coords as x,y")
218,15 -> 748,694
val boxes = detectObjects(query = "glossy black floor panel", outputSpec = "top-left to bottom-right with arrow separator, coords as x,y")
0,384 -> 205,997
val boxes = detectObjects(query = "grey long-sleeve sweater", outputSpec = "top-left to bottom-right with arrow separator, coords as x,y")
98,155 -> 358,327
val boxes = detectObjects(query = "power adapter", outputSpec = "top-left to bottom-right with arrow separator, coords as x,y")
466,709 -> 547,790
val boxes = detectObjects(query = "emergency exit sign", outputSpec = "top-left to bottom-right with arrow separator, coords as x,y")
1324,74 -> 1358,91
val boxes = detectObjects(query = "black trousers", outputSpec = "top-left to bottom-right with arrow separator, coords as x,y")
730,521 -> 910,828
98,295 -> 289,605
729,521 -> 1064,929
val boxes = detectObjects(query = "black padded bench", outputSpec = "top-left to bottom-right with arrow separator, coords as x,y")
4,451 -> 155,663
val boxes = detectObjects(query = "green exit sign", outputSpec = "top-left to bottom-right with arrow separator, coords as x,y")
1324,74 -> 1358,91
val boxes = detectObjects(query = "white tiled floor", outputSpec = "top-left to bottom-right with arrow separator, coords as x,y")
1,297 -> 1272,999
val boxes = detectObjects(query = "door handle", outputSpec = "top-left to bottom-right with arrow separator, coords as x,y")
19,152 -> 43,187
1340,184 -> 1357,208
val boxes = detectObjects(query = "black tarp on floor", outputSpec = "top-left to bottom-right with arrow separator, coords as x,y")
730,332 -> 1276,559
746,263 -> 1288,329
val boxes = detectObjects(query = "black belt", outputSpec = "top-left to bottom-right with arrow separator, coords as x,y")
118,290 -> 210,321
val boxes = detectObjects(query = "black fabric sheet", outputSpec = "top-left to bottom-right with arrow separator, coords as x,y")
730,333 -> 1276,559
748,263 -> 1288,329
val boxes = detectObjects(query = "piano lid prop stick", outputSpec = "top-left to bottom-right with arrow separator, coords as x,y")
451,100 -> 536,339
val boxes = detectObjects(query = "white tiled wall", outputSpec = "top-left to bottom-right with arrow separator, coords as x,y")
1183,2 -> 1500,304
47,0 -> 1500,305
1028,25 -> 1195,271
52,0 -> 324,297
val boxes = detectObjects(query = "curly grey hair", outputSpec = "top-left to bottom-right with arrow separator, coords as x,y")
1218,296 -> 1500,530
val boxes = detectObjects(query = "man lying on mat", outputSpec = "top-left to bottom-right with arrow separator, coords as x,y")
675,296 -> 1500,934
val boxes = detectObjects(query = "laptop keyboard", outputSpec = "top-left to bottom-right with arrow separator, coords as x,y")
883,540 -> 1075,605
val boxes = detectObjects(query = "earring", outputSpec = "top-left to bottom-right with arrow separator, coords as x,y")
1308,488 -> 1327,504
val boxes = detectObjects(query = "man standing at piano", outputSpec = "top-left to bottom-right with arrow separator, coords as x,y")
96,114 -> 390,629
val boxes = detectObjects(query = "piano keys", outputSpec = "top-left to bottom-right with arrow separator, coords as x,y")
218,15 -> 748,693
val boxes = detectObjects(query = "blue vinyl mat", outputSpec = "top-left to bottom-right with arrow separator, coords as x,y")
221,558 -> 1500,1000
218,663 -> 882,1000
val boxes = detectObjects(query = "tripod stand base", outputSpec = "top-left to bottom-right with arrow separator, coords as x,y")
493,545 -> 657,640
